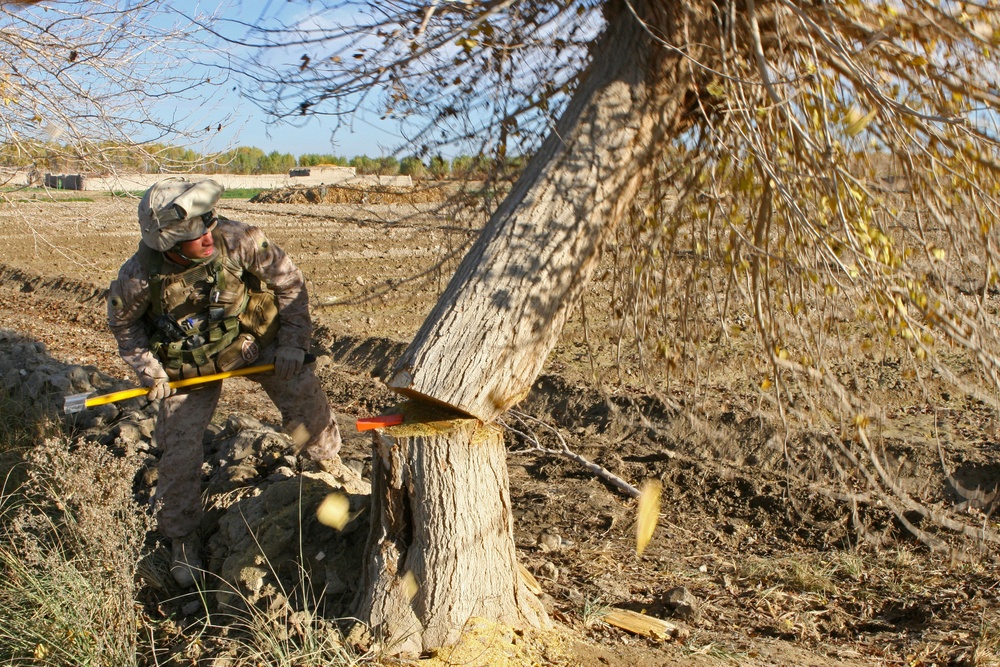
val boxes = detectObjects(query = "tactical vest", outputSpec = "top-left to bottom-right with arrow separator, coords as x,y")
141,227 -> 279,379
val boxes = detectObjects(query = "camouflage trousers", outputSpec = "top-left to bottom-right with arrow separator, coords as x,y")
153,346 -> 341,538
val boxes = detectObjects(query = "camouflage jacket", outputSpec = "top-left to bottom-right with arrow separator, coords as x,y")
108,217 -> 312,382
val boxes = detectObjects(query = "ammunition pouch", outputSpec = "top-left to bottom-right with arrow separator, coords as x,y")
239,290 -> 280,350
215,333 -> 262,373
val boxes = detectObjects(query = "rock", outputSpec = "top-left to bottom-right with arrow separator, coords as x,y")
112,421 -> 147,447
223,429 -> 290,464
323,562 -> 349,595
539,561 -> 559,582
268,466 -> 296,482
665,586 -> 701,621
46,372 -> 72,392
226,463 -> 259,485
137,417 -> 156,439
77,404 -> 118,428
2,368 -> 22,392
24,370 -> 49,396
208,474 -> 368,612
224,414 -> 267,433
537,530 -> 572,552
345,458 -> 365,476
566,587 -> 585,605
204,422 -> 226,444
181,600 -> 203,617
66,365 -> 93,392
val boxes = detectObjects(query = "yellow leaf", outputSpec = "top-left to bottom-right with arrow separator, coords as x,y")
760,378 -> 773,390
316,493 -> 350,530
909,55 -> 928,67
845,105 -> 877,136
636,480 -> 661,556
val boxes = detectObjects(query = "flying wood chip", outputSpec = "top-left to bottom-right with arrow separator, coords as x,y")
603,608 -> 680,640
636,479 -> 662,556
402,570 -> 419,601
316,492 -> 350,530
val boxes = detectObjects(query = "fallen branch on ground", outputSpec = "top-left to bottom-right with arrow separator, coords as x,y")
502,410 -> 641,499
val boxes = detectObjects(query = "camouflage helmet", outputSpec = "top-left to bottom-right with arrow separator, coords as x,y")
138,177 -> 225,251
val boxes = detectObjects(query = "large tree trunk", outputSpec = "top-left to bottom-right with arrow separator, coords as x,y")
386,1 -> 700,423
363,0 -> 710,653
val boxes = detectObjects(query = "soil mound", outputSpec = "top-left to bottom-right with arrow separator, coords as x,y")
251,184 -> 447,205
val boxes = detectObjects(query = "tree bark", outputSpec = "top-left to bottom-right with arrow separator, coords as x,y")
358,405 -> 546,655
387,1 -> 701,423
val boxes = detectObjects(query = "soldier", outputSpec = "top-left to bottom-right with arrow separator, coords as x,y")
107,177 -> 355,587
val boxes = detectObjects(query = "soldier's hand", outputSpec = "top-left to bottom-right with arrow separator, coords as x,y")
139,367 -> 174,400
148,378 -> 176,401
275,346 -> 305,380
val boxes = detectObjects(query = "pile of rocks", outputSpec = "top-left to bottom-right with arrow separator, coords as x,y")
0,327 -> 368,619
0,329 -> 120,425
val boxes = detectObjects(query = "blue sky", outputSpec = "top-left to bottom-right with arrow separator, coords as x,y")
164,0 -> 408,159
190,96 -> 408,160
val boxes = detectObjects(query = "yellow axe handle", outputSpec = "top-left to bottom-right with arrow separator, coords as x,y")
84,364 -> 275,408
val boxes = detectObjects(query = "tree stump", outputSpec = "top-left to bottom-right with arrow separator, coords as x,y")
357,404 -> 547,655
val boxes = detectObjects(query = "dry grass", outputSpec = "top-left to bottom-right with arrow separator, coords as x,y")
0,435 -> 151,666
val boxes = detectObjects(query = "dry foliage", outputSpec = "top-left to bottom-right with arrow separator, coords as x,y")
588,0 -> 1000,554
0,437 -> 151,666
1,2 -> 230,175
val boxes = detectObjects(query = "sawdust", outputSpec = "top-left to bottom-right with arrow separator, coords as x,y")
415,618 -> 576,667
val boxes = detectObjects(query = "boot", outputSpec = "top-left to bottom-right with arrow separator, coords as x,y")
170,533 -> 204,588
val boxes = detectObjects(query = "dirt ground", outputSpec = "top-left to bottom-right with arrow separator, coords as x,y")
1,189 -> 999,667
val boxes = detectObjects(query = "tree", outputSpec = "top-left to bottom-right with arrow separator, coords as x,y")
298,153 -> 348,167
450,154 -> 489,181
227,0 -> 1000,654
0,2 -> 231,178
349,154 -> 378,175
427,155 -> 449,180
399,155 -> 425,179
375,155 -> 400,175
260,150 -> 296,174
215,146 -> 265,174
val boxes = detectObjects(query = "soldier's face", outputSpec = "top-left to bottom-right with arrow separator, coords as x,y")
178,230 -> 215,260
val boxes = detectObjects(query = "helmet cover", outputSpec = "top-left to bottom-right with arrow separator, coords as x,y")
138,177 -> 225,251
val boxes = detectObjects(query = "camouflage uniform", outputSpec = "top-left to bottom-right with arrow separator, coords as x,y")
108,217 -> 341,539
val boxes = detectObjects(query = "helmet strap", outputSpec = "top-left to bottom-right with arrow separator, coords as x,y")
173,249 -> 214,265
168,213 -> 217,265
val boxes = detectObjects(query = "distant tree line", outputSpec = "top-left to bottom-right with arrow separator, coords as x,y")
0,141 -> 524,181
